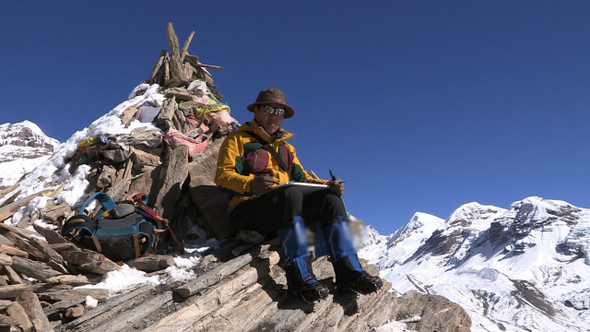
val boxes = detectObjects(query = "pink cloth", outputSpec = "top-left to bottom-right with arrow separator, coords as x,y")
185,115 -> 200,132
208,110 -> 234,126
161,129 -> 209,154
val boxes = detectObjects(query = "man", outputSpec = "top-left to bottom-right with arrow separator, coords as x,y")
215,88 -> 382,302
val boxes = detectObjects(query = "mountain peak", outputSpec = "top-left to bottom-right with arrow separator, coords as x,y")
0,120 -> 60,189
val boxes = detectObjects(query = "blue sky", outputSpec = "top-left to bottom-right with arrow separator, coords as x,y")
2,1 -> 589,235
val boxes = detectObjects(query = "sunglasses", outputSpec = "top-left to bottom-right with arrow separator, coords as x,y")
261,105 -> 285,116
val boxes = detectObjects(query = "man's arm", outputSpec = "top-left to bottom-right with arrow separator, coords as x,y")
215,134 -> 256,196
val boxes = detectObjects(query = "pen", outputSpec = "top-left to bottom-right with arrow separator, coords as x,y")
329,170 -> 345,183
329,170 -> 336,181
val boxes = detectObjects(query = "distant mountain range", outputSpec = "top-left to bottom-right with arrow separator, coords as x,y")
358,196 -> 590,332
0,121 -> 60,190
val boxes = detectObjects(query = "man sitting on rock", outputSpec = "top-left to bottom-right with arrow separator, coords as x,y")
215,88 -> 383,302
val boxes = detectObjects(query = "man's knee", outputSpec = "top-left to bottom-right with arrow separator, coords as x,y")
283,186 -> 304,208
273,187 -> 304,229
322,193 -> 347,224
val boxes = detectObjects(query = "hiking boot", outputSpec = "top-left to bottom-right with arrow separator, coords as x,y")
290,276 -> 330,303
333,255 -> 383,295
284,261 -> 329,302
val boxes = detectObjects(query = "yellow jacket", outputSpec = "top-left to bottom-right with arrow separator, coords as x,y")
215,120 -> 330,211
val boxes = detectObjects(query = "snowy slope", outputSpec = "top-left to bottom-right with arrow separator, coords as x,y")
359,196 -> 590,332
0,121 -> 60,190
0,84 -> 165,209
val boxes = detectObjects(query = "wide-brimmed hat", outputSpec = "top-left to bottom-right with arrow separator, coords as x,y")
247,88 -> 295,118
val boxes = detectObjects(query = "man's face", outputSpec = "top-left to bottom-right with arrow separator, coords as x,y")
254,105 -> 284,135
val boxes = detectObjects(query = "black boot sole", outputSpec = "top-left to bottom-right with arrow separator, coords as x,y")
290,288 -> 329,303
336,277 -> 383,295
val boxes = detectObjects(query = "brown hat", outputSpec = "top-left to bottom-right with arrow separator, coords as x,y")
247,88 -> 295,118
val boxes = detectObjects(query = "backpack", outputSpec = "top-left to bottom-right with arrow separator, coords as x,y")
61,192 -> 164,261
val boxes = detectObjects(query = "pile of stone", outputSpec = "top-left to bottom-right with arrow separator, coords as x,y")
147,23 -> 224,94
0,22 -> 239,330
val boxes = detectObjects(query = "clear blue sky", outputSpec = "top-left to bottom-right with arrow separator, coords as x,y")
2,1 -> 589,235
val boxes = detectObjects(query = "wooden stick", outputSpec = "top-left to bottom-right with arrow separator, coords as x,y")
166,22 -> 180,56
166,22 -> 187,82
185,54 -> 223,70
180,31 -> 195,62
149,50 -> 168,83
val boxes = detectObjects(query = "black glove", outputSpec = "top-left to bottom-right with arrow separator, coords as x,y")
329,178 -> 344,196
250,175 -> 274,195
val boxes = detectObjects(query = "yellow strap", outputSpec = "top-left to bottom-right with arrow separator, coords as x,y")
162,218 -> 185,254
133,234 -> 140,259
91,236 -> 103,253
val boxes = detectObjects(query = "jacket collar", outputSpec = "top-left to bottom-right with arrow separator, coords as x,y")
243,120 -> 294,142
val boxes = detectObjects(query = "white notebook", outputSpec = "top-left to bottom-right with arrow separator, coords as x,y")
268,181 -> 329,196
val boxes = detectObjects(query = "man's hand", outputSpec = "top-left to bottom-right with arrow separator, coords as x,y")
329,178 -> 344,196
250,175 -> 274,195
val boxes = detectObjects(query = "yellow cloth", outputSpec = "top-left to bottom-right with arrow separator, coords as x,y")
78,137 -> 100,147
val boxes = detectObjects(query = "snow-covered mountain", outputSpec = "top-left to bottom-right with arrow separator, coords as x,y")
359,196 -> 590,332
0,121 -> 60,190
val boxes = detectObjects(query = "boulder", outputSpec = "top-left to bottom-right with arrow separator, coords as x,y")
149,145 -> 189,221
394,290 -> 472,332
187,139 -> 233,239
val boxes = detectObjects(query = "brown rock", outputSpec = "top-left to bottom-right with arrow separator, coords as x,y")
97,165 -> 117,189
60,249 -> 103,266
156,96 -> 176,131
6,301 -> 33,331
121,106 -> 140,126
130,149 -> 161,171
101,148 -> 129,164
17,290 -> 53,332
178,100 -> 198,116
33,222 -> 69,245
46,275 -> 90,286
127,255 -> 175,273
65,304 -> 85,318
0,253 -> 11,266
150,145 -> 189,221
187,139 -> 233,239
10,256 -> 62,281
165,90 -> 193,101
394,290 -> 472,332
128,169 -> 156,196
76,260 -> 121,275
38,202 -> 74,225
